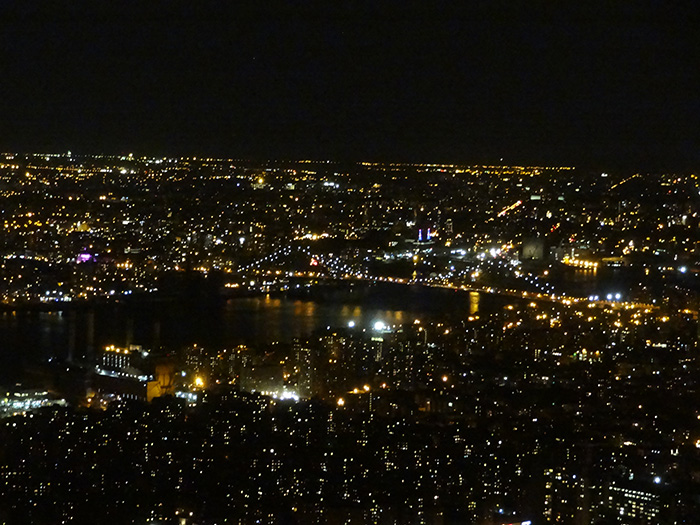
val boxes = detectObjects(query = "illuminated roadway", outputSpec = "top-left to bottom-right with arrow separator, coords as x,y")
232,245 -> 656,312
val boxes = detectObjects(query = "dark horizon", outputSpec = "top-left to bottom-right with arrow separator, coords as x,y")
1,1 -> 699,172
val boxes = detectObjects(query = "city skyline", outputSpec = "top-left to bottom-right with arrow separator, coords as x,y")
2,3 -> 700,523
0,153 -> 698,523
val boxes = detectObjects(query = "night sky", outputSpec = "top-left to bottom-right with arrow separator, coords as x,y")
1,1 -> 698,170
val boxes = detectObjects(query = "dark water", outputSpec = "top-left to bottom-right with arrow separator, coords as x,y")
0,284 -> 497,385
551,265 -> 691,300
2,265 -> 678,386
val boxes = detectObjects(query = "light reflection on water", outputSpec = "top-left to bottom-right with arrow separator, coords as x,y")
221,295 -> 410,344
470,292 -> 480,315
0,285 -> 507,383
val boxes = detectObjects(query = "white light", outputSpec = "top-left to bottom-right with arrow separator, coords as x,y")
615,293 -> 621,300
347,320 -> 356,328
279,391 -> 300,402
373,321 -> 386,331
654,476 -> 661,484
679,266 -> 687,273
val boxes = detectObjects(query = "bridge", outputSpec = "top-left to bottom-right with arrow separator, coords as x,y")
230,243 -> 656,312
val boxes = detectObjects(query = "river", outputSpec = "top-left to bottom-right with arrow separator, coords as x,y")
0,283 -> 501,385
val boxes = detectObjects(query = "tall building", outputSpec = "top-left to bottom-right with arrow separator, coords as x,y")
601,478 -> 668,524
